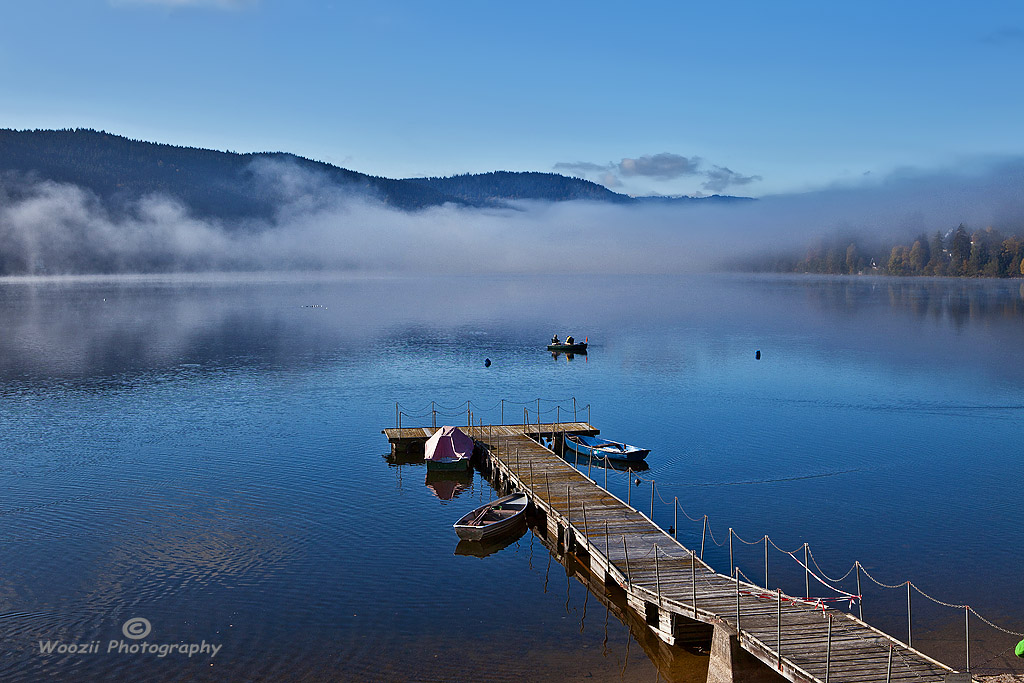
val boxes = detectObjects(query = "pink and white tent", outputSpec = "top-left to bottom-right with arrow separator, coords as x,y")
423,426 -> 475,464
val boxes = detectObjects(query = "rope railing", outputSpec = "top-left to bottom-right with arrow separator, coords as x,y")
630,469 -> 1024,665
807,546 -> 858,583
396,399 -> 1024,668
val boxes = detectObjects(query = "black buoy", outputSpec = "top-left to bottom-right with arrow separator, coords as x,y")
755,350 -> 761,360
634,478 -> 641,487
484,358 -> 491,367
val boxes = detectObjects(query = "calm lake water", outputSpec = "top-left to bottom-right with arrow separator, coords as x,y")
1,273 -> 1023,681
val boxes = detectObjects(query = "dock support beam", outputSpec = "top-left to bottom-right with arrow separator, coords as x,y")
706,624 -> 786,683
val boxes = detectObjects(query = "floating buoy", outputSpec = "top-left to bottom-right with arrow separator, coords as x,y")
755,350 -> 761,360
634,478 -> 641,487
484,358 -> 491,367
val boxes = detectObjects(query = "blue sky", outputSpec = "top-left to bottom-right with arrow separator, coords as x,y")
3,0 -> 1024,197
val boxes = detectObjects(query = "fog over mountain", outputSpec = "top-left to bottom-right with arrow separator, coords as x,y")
1,130 -> 1023,276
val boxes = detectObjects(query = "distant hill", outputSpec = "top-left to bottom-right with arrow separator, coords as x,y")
0,129 -> 754,221
0,129 -> 464,219
405,171 -> 633,204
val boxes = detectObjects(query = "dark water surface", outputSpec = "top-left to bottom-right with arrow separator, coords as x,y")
1,273 -> 1022,681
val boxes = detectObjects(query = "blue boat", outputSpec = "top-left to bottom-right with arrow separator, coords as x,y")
563,434 -> 650,463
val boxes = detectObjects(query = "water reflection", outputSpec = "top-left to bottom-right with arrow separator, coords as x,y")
424,470 -> 472,501
2,274 -> 1024,388
530,520 -> 711,682
454,528 -> 527,558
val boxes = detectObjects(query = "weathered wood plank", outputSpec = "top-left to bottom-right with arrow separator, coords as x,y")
397,423 -> 958,682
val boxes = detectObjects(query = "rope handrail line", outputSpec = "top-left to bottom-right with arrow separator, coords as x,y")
674,498 -> 704,523
972,641 -> 1021,670
858,563 -> 908,590
970,608 -> 1024,637
806,546 -> 858,583
768,536 -> 806,556
705,522 -> 727,547
653,481 -> 673,505
784,550 -> 860,602
732,530 -> 768,546
908,581 -> 967,610
397,397 -> 585,419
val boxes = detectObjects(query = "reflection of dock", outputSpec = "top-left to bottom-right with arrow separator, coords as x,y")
383,422 -> 964,683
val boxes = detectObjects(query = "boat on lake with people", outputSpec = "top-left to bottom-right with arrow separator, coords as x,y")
547,333 -> 587,353
452,492 -> 529,541
563,434 -> 650,463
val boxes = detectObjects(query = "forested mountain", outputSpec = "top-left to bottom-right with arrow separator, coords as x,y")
0,129 -> 463,219
405,171 -> 633,204
0,129 -> 752,221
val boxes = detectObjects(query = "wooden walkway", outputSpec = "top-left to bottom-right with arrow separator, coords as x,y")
383,423 -> 965,683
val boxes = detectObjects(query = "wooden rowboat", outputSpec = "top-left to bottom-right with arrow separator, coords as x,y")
563,434 -> 649,463
453,493 -> 529,542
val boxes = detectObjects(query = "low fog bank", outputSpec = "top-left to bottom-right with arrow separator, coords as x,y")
2,157 -> 1023,276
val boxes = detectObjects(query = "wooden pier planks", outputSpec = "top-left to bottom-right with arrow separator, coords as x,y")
384,423 -> 963,683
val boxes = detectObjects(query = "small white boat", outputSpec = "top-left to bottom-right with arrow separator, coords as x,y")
453,493 -> 529,542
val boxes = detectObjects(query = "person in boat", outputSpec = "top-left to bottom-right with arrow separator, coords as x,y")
551,334 -> 560,345
566,335 -> 574,345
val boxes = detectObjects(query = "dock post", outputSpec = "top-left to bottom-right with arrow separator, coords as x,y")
467,405 -> 471,427
627,468 -> 632,506
556,405 -> 559,424
500,399 -> 504,425
398,410 -> 402,429
764,536 -> 769,589
826,613 -> 832,683
573,397 -> 577,422
650,481 -> 654,520
655,545 -> 662,604
804,543 -> 809,598
907,581 -> 912,648
673,497 -> 677,540
691,549 -> 697,617
729,528 -> 734,579
701,515 -> 707,560
777,588 -> 782,666
856,561 -> 863,620
587,404 -> 591,424
886,644 -> 893,682
582,501 -> 589,540
395,402 -> 399,428
587,444 -> 592,479
537,398 -> 540,428
604,459 -> 607,490
735,568 -> 741,634
965,605 -> 971,673
432,401 -> 436,429
545,471 -> 551,504
566,485 -> 571,527
622,536 -> 631,584
605,521 -> 610,565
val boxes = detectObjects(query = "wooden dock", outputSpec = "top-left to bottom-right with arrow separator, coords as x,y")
383,423 -> 968,683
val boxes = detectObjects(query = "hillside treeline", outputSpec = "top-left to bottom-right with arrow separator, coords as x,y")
746,225 -> 1024,278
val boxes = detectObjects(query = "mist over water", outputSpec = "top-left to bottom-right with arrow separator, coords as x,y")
3,156 -> 1024,276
